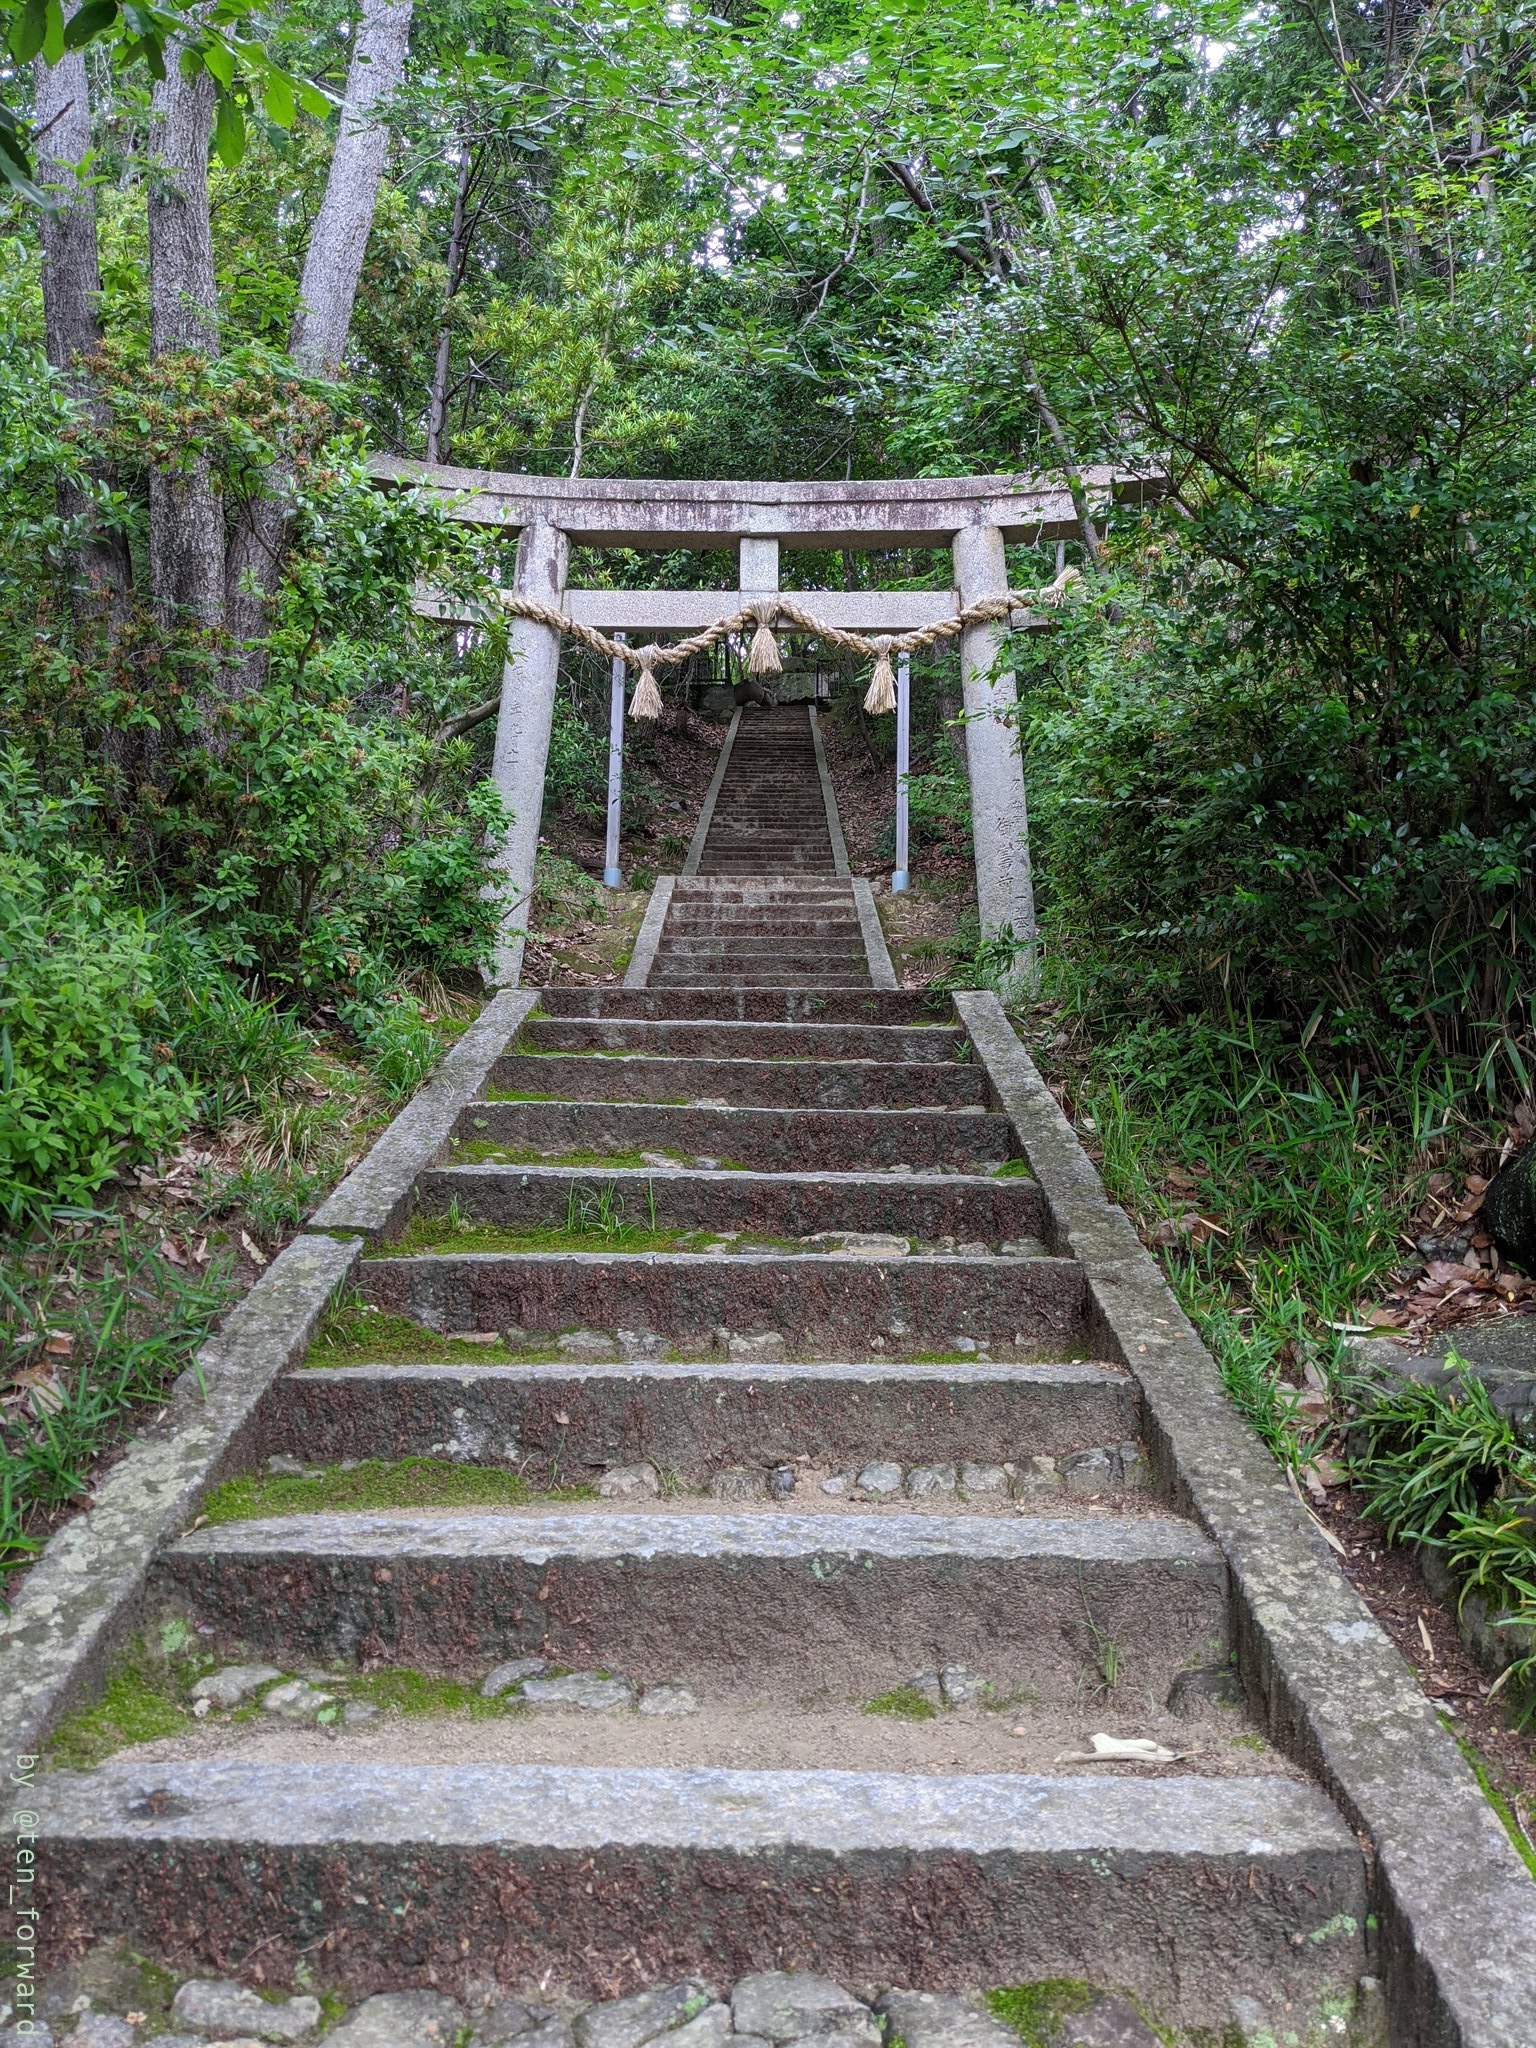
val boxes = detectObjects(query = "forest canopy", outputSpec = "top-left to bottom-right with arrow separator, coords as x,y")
3,0 -> 1536,1216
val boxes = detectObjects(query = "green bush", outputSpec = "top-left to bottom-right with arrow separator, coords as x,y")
0,757 -> 193,1220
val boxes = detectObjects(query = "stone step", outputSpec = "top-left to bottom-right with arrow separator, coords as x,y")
646,971 -> 873,988
156,1509 -> 1226,1699
453,1099 -> 1011,1171
657,935 -> 866,956
35,1761 -> 1368,2023
414,1161 -> 1046,1240
670,882 -> 854,900
492,1054 -> 989,1110
268,1357 -> 1137,1476
541,988 -> 943,1024
518,1018 -> 964,1062
356,1247 -> 1088,1358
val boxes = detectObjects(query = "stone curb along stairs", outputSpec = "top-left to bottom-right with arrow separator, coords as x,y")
2,964 -> 1533,2048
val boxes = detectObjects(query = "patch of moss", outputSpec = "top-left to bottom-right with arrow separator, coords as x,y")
350,1666 -> 528,1721
379,1218 -> 714,1258
991,1159 -> 1035,1180
200,1457 -> 599,1522
861,1684 -> 938,1721
448,1141 -> 657,1169
987,1981 -> 1098,2048
304,1302 -> 535,1366
49,1645 -> 204,1768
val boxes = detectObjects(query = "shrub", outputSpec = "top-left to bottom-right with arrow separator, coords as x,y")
0,756 -> 193,1220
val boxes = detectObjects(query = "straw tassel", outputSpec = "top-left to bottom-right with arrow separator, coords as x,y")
747,606 -> 782,677
863,637 -> 897,715
629,656 -> 663,721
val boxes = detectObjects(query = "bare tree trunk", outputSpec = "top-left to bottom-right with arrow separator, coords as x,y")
426,136 -> 474,464
224,0 -> 414,689
292,0 -> 414,374
1023,358 -> 1105,569
33,44 -> 133,636
146,61 -> 224,636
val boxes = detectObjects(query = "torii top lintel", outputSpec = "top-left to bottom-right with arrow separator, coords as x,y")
369,457 -> 1163,551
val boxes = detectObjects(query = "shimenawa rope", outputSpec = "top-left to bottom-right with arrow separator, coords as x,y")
493,566 -> 1082,720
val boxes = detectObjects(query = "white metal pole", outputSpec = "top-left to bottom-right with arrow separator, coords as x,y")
892,651 -> 911,892
603,632 -> 626,888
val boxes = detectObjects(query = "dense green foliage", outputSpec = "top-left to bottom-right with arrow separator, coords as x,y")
5,0 -> 1535,1174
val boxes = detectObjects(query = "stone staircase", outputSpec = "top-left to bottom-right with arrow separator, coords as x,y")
694,703 -> 837,875
32,979 -> 1379,2044
647,879 -> 874,989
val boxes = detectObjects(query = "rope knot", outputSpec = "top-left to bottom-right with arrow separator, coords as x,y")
863,634 -> 897,715
746,602 -> 783,678
629,644 -> 664,721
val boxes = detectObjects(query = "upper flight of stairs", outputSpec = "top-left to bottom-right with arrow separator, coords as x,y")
695,703 -> 837,875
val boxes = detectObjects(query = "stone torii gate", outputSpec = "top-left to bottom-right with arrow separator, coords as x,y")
375,461 -> 1158,986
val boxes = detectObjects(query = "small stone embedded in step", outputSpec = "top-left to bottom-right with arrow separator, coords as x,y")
598,1462 -> 661,1499
1012,1455 -> 1062,1498
907,1666 -> 988,1710
638,1681 -> 700,1717
559,1330 -> 621,1360
998,1238 -> 1043,1256
0,2026 -> 52,2048
573,1982 -> 719,2048
729,1976 -> 879,2048
658,2007 -> 733,2048
690,1157 -> 722,1171
171,1978 -> 322,2039
1060,1446 -> 1119,1497
960,1462 -> 1011,1495
617,1328 -> 667,1358
1056,1995 -> 1159,2048
469,1999 -> 559,2046
855,1461 -> 903,1497
323,1991 -> 467,2047
65,2018 -> 137,2048
519,1671 -> 635,1712
482,1656 -> 551,1698
265,1454 -> 322,1477
874,1991 -> 1021,2048
724,1332 -> 785,1363
340,1700 -> 380,1727
820,1473 -> 851,1496
951,1337 -> 978,1355
1117,1441 -> 1150,1491
955,1242 -> 988,1258
1166,1664 -> 1245,1715
803,1232 -> 910,1259
708,1466 -> 766,1502
641,1153 -> 677,1170
190,1664 -> 281,1710
770,1465 -> 798,1498
258,1678 -> 333,1723
905,1463 -> 957,1498
141,2036 -> 203,2047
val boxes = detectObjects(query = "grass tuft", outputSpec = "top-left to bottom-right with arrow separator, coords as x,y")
862,1683 -> 938,1721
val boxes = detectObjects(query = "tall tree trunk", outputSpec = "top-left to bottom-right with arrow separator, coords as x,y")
33,43 -> 133,637
426,136 -> 474,464
292,0 -> 413,373
225,0 -> 414,687
146,61 -> 225,636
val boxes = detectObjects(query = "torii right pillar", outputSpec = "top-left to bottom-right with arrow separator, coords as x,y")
953,521 -> 1037,998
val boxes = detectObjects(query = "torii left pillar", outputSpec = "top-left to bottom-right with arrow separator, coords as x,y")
491,519 -> 568,985
954,520 -> 1037,994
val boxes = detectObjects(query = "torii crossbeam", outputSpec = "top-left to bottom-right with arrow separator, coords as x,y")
373,459 -> 1162,987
